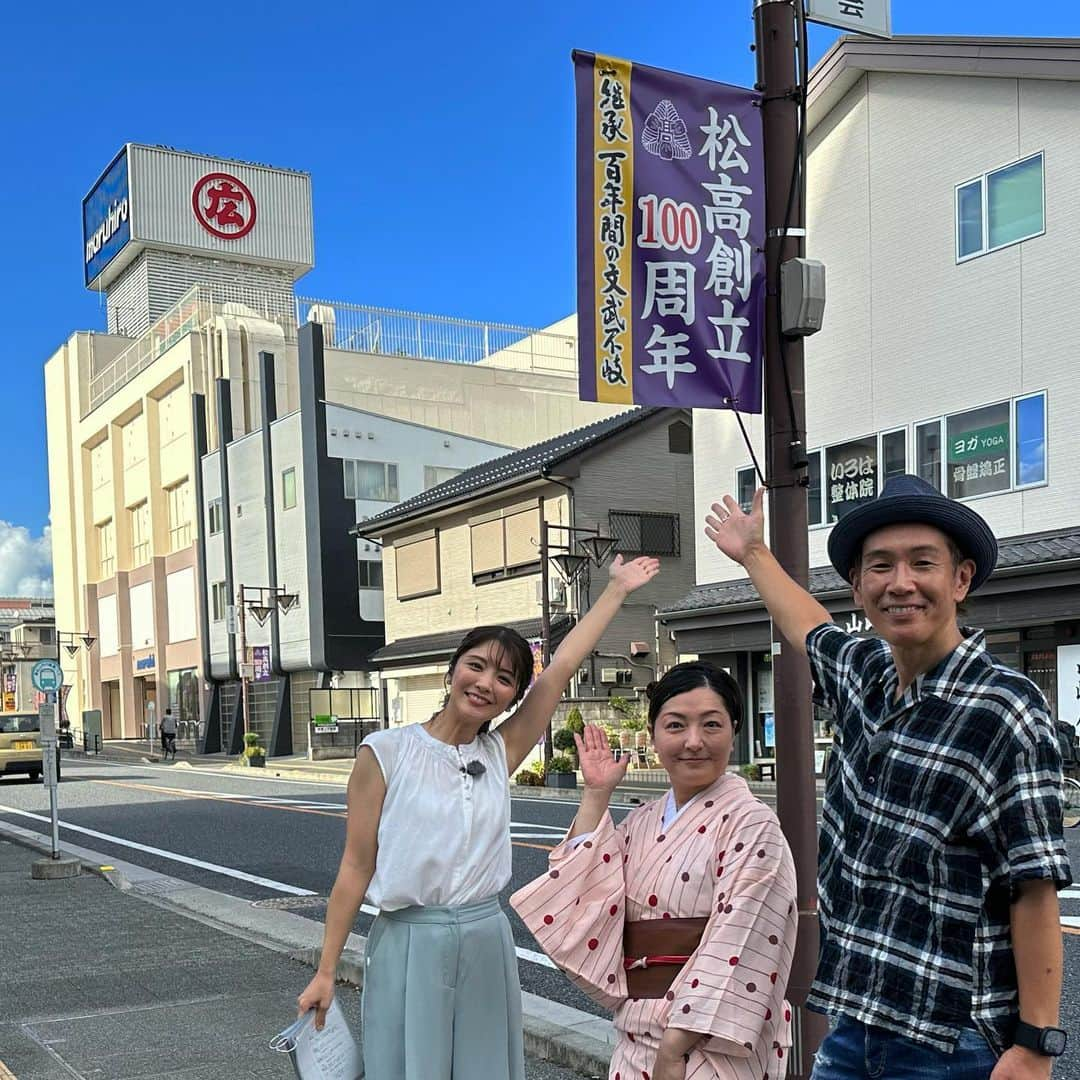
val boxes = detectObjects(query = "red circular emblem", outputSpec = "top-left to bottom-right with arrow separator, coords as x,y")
192,172 -> 256,239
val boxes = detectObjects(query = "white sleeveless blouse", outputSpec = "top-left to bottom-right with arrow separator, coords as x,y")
361,723 -> 512,911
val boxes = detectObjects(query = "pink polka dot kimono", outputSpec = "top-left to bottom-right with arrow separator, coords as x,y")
511,774 -> 798,1080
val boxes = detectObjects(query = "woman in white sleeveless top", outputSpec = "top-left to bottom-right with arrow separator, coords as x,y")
298,554 -> 660,1080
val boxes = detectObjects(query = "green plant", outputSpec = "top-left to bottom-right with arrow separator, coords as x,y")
739,763 -> 761,782
601,723 -> 621,746
608,695 -> 636,718
242,732 -> 265,760
514,767 -> 544,786
564,707 -> 585,735
619,714 -> 646,732
553,727 -> 578,754
547,753 -> 576,774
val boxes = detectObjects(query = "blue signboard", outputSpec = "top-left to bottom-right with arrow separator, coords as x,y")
83,148 -> 131,286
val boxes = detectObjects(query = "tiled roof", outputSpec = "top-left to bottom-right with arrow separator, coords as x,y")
370,615 -> 573,666
356,408 -> 662,535
661,525 -> 1080,616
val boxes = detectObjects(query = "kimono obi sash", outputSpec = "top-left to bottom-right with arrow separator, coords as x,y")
623,916 -> 708,998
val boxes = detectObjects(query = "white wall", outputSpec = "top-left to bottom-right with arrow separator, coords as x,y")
167,567 -> 197,643
693,72 -> 1080,587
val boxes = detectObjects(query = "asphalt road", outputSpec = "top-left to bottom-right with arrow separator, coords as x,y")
2,756 -> 1079,1075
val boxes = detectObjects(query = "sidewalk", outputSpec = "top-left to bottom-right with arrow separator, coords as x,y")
0,833 -> 608,1080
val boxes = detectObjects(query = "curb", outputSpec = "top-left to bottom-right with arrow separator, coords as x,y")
0,820 -> 614,1075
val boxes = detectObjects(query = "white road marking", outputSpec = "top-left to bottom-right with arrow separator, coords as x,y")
1059,889 -> 1080,900
1064,917 -> 1080,929
0,804 -> 559,969
0,805 -> 315,896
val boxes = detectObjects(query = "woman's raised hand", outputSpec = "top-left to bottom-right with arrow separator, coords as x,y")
575,724 -> 629,793
703,487 -> 766,567
608,554 -> 660,595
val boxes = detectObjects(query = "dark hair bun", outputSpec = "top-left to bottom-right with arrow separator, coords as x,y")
644,681 -> 658,700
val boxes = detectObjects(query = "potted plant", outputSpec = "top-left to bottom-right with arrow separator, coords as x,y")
242,732 -> 266,768
545,753 -> 577,789
514,766 -> 544,787
563,707 -> 585,735
553,725 -> 579,765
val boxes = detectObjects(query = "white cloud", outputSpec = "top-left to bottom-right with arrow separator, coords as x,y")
0,521 -> 53,597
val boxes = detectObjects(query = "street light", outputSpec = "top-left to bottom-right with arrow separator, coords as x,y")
537,518 -> 617,762
234,584 -> 300,742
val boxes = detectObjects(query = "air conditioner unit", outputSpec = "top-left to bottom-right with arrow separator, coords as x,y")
600,667 -> 619,684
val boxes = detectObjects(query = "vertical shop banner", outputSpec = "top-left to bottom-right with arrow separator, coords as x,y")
252,646 -> 272,682
575,51 -> 765,410
1058,645 -> 1080,731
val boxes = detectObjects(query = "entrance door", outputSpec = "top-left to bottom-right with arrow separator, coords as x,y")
104,682 -> 121,739
136,679 -> 158,740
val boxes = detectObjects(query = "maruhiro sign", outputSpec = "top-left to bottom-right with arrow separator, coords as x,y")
83,148 -> 131,287
574,52 -> 765,411
806,0 -> 892,39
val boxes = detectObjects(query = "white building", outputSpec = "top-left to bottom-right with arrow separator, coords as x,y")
663,36 -> 1080,768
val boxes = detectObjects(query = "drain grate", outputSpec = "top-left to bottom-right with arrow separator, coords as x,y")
130,877 -> 187,896
252,895 -> 327,911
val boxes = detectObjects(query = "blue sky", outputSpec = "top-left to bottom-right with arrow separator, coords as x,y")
3,1 -> 1079,592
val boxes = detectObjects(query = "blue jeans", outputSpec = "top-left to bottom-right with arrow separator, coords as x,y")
812,1016 -> 998,1079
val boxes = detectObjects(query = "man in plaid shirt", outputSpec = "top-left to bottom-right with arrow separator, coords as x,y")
705,474 -> 1070,1079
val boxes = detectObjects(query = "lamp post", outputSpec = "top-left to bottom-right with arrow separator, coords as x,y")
537,519 -> 617,762
234,585 -> 299,741
54,631 -> 96,748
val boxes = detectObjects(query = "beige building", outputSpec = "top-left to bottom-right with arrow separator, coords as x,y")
46,146 -> 620,745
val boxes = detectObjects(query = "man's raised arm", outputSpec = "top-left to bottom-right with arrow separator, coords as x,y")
704,487 -> 832,655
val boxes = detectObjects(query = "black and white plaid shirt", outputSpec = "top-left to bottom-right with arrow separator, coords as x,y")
805,623 -> 1072,1054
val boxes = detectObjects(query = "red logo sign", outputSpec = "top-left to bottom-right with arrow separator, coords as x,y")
191,172 -> 257,239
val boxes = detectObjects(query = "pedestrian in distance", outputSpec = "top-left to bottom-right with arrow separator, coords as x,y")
703,475 -> 1071,1079
512,661 -> 799,1080
159,707 -> 177,762
297,554 -> 661,1080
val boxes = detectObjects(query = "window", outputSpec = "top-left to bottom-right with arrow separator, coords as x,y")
668,420 -> 692,454
880,429 -> 906,484
736,466 -> 757,514
423,465 -> 461,491
807,450 -> 823,527
97,519 -> 115,579
208,499 -> 223,536
609,511 -> 680,556
358,559 -> 384,589
166,481 -> 191,552
395,531 -> 440,600
956,152 -> 1044,261
211,581 -> 228,622
825,436 -> 877,523
167,668 -> 199,728
470,504 -> 541,582
1015,392 -> 1047,487
344,460 -> 399,502
916,420 -> 943,491
281,467 -> 297,510
918,392 -> 1047,500
129,501 -> 151,566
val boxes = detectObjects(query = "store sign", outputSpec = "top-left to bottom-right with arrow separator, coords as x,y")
1057,645 -> 1080,731
826,436 -> 878,522
135,654 -> 155,672
947,406 -> 1010,500
252,645 -> 272,682
574,51 -> 765,410
807,0 -> 891,38
312,714 -> 339,735
192,172 -> 257,240
83,148 -> 131,286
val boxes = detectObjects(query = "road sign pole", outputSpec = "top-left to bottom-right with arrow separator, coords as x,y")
39,703 -> 60,859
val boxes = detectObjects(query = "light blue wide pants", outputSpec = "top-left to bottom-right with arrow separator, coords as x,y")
361,897 -> 526,1080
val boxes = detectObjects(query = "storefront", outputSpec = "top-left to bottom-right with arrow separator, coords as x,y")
661,526 -> 1080,764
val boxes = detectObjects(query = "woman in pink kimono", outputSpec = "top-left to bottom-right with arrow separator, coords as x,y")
511,662 -> 798,1080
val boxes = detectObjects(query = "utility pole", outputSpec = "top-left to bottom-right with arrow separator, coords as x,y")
538,504 -> 554,764
753,0 -> 827,1075
236,584 -> 250,739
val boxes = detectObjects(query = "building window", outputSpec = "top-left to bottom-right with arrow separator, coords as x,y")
344,460 -> 399,502
916,419 -> 943,491
807,450 -> 823,527
281,468 -> 297,510
97,519 -> 115,579
668,420 -> 692,454
916,392 -> 1047,500
423,465 -> 461,491
825,436 -> 877,523
609,511 -> 680,557
211,581 -> 228,622
956,152 -> 1044,261
358,559 -> 384,589
880,429 -> 907,484
736,466 -> 757,514
167,668 -> 199,734
129,501 -> 151,566
395,531 -> 440,600
470,504 -> 541,582
166,481 -> 192,552
208,498 -> 223,536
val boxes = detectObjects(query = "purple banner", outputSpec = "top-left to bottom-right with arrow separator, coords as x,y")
252,645 -> 272,682
575,52 -> 765,411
